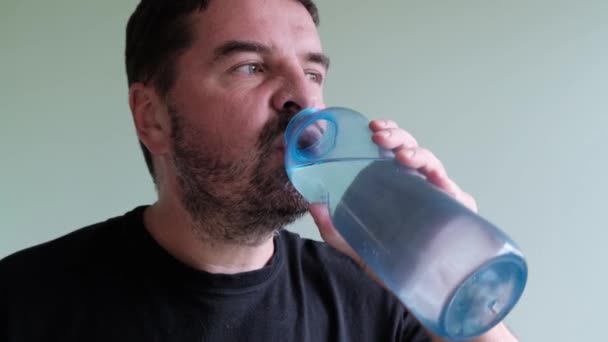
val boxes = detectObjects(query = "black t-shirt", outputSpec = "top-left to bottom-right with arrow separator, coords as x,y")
0,207 -> 430,341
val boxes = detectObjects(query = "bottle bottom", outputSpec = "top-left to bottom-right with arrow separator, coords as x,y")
439,254 -> 527,340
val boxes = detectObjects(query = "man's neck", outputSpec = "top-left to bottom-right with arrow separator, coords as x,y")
143,200 -> 275,274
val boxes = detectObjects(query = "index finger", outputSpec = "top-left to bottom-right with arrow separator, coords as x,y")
369,119 -> 399,131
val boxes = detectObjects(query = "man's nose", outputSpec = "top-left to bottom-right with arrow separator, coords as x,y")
271,68 -> 320,114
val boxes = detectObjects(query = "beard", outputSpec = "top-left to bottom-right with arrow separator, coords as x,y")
169,105 -> 309,246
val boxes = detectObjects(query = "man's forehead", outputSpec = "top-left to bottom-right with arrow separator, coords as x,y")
191,0 -> 320,49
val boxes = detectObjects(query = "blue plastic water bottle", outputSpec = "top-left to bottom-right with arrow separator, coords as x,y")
285,107 -> 527,341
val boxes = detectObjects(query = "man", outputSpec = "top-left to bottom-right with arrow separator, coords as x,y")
0,0 -> 518,341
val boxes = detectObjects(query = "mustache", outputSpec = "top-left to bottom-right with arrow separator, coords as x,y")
258,105 -> 301,149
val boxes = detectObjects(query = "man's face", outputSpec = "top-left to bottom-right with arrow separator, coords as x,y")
165,0 -> 327,244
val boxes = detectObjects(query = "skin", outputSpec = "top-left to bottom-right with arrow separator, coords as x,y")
128,0 -> 518,340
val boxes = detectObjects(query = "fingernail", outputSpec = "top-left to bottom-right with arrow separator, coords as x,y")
377,130 -> 390,138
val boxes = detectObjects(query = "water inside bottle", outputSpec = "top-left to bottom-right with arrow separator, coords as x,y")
289,158 -> 526,340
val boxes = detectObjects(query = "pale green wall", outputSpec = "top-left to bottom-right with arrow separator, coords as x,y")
2,1 -> 607,341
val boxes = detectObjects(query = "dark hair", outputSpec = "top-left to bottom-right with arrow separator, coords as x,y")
125,0 -> 320,180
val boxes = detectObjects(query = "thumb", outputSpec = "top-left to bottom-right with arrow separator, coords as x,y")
309,204 -> 339,242
309,203 -> 368,271
309,204 -> 358,263
309,203 -> 386,287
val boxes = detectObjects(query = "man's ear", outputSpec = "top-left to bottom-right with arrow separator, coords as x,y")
128,83 -> 171,156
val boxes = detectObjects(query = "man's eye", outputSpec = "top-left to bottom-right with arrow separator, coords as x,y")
234,63 -> 264,75
306,71 -> 323,84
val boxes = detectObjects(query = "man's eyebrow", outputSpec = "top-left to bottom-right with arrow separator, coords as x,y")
306,52 -> 330,71
212,39 -> 330,71
212,40 -> 271,62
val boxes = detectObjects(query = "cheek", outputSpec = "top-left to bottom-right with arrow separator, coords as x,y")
180,101 -> 270,159
172,75 -> 275,153
212,90 -> 275,144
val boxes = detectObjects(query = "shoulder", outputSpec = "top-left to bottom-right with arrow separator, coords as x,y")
0,207 -> 144,284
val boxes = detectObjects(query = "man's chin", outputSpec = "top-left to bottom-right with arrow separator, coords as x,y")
253,164 -> 309,220
268,184 -> 309,218
274,191 -> 309,216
